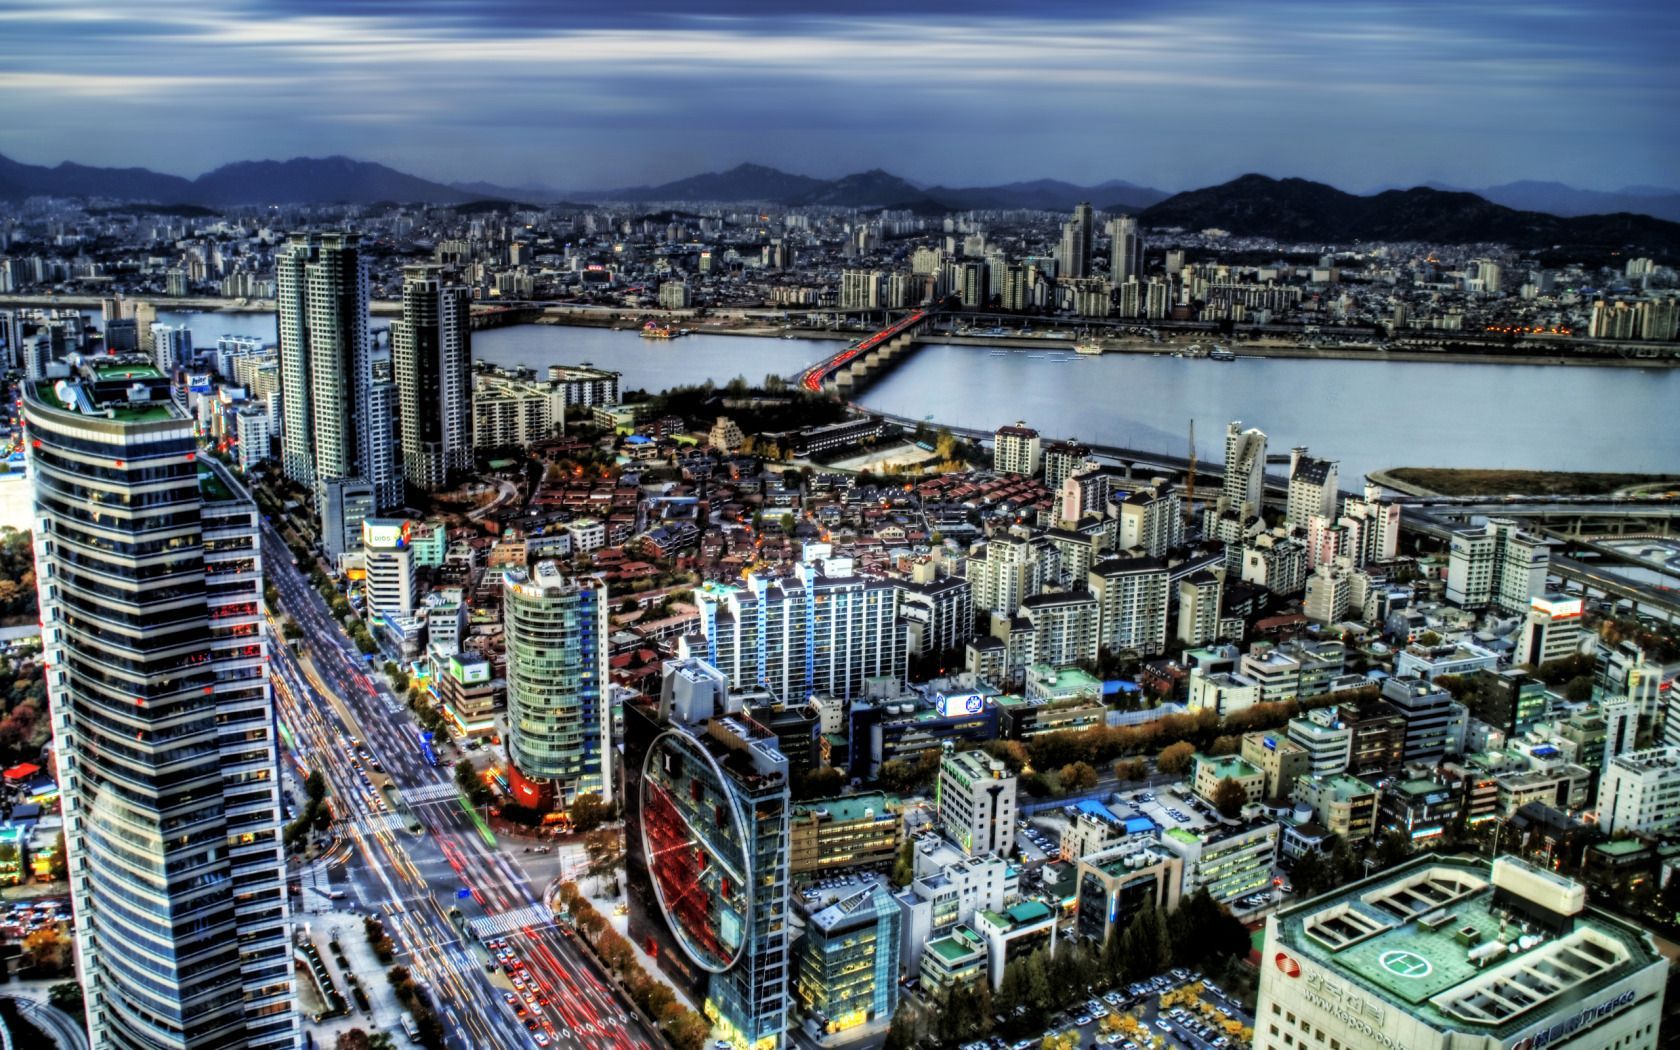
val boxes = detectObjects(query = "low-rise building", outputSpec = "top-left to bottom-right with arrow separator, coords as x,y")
794,884 -> 900,1036
1292,773 -> 1378,843
790,794 -> 902,879
1160,821 -> 1279,906
1191,752 -> 1266,808
1241,731 -> 1312,799
1073,838 -> 1183,946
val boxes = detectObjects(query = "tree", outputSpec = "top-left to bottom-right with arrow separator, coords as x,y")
1113,757 -> 1148,782
335,1031 -> 373,1050
1211,777 -> 1249,819
1023,949 -> 1053,1012
890,840 -> 916,888
569,792 -> 612,833
1290,848 -> 1331,900
584,826 -> 626,892
48,980 -> 83,1020
1157,741 -> 1196,775
1058,761 -> 1098,792
22,926 -> 69,974
883,1001 -> 920,1050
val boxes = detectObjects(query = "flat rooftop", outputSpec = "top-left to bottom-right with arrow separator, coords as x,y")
1272,855 -> 1661,1037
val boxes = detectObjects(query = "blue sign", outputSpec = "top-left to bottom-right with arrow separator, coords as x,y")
1263,736 -> 1277,751
457,888 -> 472,900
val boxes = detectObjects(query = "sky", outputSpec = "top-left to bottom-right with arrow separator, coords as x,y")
0,0 -> 1676,194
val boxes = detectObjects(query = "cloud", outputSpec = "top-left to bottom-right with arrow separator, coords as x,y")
0,0 -> 1673,192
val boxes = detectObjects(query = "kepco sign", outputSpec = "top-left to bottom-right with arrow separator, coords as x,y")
1509,989 -> 1636,1050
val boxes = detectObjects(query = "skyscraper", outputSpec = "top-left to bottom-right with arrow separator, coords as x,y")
503,562 -> 610,812
1108,214 -> 1142,284
393,265 -> 472,492
25,356 -> 295,1050
276,232 -> 400,523
623,658 -> 791,1050
1059,201 -> 1094,279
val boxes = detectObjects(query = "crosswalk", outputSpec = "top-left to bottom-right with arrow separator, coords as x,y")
359,813 -> 412,834
469,903 -> 555,938
404,782 -> 460,804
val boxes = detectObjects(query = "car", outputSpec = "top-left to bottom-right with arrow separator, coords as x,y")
532,1034 -> 550,1047
1154,1020 -> 1171,1033
1074,1015 -> 1091,1026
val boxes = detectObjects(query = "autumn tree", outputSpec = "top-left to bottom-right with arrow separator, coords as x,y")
1156,741 -> 1196,775
1211,777 -> 1249,819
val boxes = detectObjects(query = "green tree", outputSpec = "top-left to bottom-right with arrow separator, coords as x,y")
1290,848 -> 1331,900
48,980 -> 83,1020
569,792 -> 612,833
1023,949 -> 1053,1012
883,1002 -> 920,1050
889,840 -> 915,888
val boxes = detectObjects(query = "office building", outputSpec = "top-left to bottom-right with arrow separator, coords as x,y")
975,900 -> 1057,989
1241,732 -> 1312,799
1287,706 -> 1354,777
1192,753 -> 1265,808
687,556 -> 907,701
793,885 -> 900,1035
1073,838 -> 1180,946
993,420 -> 1042,476
1599,747 -> 1680,837
1159,821 -> 1279,906
276,232 -> 401,519
1292,773 -> 1378,843
361,517 -> 417,623
790,794 -> 901,879
1222,420 -> 1268,512
435,651 -> 499,739
1381,676 -> 1457,767
1255,856 -> 1666,1050
25,359 -> 296,1050
503,563 -> 610,812
936,745 -> 1017,858
393,265 -> 472,491
1515,594 -> 1584,668
1446,518 -> 1548,614
149,321 -> 192,376
623,663 -> 791,1050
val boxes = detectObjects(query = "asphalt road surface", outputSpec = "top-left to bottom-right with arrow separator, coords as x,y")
264,522 -> 651,1050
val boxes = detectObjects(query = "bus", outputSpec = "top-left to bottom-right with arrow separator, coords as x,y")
418,730 -> 439,768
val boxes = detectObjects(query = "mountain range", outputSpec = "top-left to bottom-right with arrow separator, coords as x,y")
2,150 -> 1677,251
1139,174 -> 1680,252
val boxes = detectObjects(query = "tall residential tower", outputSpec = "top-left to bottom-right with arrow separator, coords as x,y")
25,356 -> 295,1050
393,265 -> 472,491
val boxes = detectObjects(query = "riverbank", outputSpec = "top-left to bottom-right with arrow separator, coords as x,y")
1370,467 -> 1680,498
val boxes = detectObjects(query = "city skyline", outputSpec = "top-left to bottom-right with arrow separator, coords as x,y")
1,0 -> 1677,194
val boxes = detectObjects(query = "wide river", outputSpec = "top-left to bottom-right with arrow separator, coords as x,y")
160,313 -> 1680,482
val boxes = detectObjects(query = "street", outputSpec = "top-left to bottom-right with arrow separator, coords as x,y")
263,522 -> 652,1050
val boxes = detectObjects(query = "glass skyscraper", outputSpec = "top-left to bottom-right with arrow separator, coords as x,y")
503,562 -> 610,812
26,356 -> 295,1050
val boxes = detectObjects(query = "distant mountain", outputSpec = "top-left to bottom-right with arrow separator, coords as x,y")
789,169 -> 929,208
1139,174 -> 1680,252
597,163 -> 829,204
451,178 -> 565,201
925,178 -> 1167,213
0,151 -> 489,205
1477,180 -> 1680,223
0,152 -> 193,202
190,157 -> 477,205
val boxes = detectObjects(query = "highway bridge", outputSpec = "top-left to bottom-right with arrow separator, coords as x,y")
800,309 -> 933,394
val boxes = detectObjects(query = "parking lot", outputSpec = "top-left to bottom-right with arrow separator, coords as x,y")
963,968 -> 1254,1050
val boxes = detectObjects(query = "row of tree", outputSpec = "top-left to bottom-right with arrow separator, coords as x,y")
555,881 -> 712,1050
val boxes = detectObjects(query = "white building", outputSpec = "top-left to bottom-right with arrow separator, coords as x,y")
1446,518 -> 1548,613
1255,856 -> 1667,1050
1284,449 -> 1338,528
993,421 -> 1042,477
362,518 -> 417,621
1599,746 -> 1680,837
935,746 -> 1017,858
1089,553 -> 1170,656
1222,420 -> 1268,512
1515,594 -> 1584,667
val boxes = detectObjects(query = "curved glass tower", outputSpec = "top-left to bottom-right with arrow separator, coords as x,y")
26,358 -> 294,1050
502,562 -> 609,813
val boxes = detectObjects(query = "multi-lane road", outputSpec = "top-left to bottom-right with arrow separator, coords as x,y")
262,521 -> 651,1050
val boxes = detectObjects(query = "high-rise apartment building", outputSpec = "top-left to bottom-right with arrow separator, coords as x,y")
1446,518 -> 1548,613
276,232 -> 400,524
1221,420 -> 1268,512
25,357 -> 295,1050
1088,553 -> 1171,656
149,321 -> 192,376
686,555 -> 907,701
1059,202 -> 1094,279
393,265 -> 472,491
1116,477 -> 1184,556
624,659 -> 791,1050
1283,448 -> 1338,527
1108,214 -> 1142,283
503,562 -> 610,812
992,420 -> 1042,476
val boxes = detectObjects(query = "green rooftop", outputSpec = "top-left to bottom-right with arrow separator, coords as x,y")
928,934 -> 983,964
794,792 -> 894,823
1592,839 -> 1648,857
1271,855 -> 1662,1039
1194,752 -> 1261,780
198,467 -> 235,503
93,363 -> 164,381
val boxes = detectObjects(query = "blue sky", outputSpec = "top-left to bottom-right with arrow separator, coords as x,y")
0,0 -> 1674,192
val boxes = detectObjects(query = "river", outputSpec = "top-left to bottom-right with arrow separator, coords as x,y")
153,312 -> 1680,482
